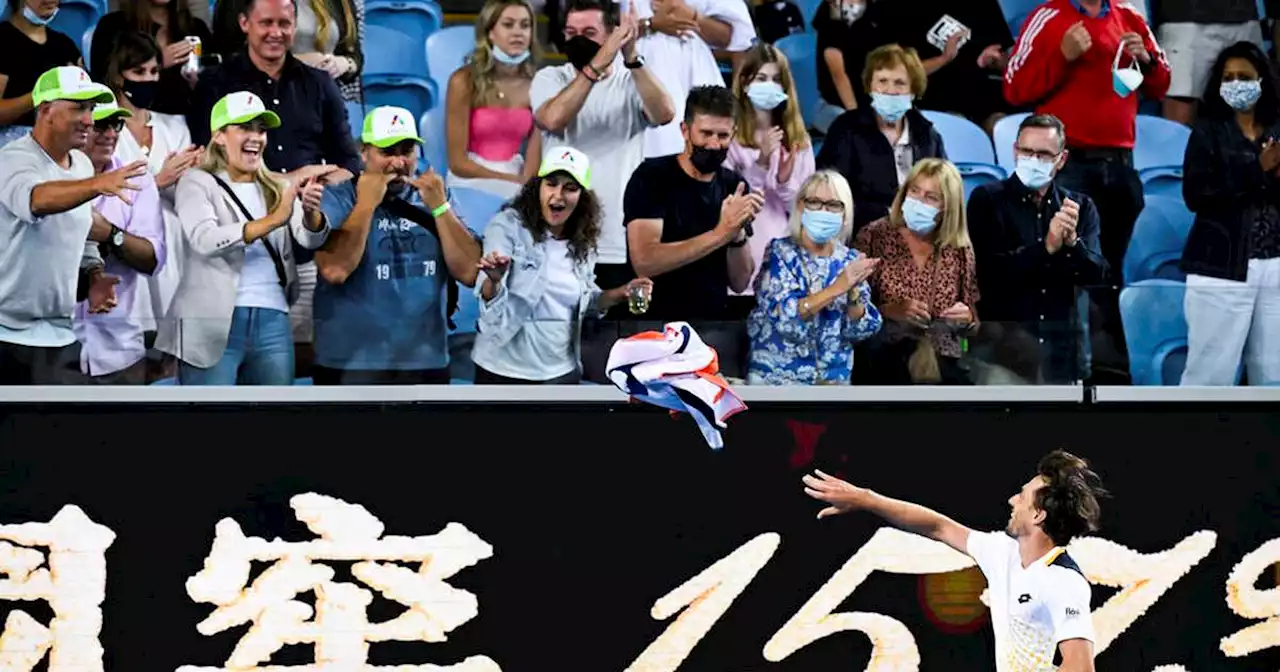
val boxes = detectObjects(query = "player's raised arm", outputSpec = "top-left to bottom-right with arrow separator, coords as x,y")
802,470 -> 973,554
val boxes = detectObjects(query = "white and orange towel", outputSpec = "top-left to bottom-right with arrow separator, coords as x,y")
605,322 -> 747,449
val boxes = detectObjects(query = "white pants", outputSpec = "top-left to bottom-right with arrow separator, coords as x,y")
1181,258 -> 1280,385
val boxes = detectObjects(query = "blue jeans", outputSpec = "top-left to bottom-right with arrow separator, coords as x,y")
179,307 -> 295,385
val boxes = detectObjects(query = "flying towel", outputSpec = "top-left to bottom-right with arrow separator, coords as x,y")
605,322 -> 747,449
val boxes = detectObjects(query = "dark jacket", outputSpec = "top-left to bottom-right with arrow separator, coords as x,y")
1180,117 -> 1280,282
815,106 -> 948,233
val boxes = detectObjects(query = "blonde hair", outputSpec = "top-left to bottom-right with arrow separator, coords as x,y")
863,43 -> 929,99
467,0 -> 540,107
733,42 -> 811,150
307,0 -> 358,57
200,136 -> 288,214
889,158 -> 970,249
788,170 -> 854,245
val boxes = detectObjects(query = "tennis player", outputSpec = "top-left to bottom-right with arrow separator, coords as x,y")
803,449 -> 1108,672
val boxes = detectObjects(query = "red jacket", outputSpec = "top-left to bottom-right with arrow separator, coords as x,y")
1003,0 -> 1170,149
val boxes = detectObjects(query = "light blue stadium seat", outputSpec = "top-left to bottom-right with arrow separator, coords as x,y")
363,76 -> 436,133
774,33 -> 819,129
1123,195 -> 1193,284
364,0 -> 442,77
450,185 -> 508,236
993,111 -> 1028,171
426,25 -> 473,86
793,0 -> 822,23
38,0 -> 102,53
1119,279 -> 1187,385
344,101 -> 363,140
922,110 -> 996,165
82,25 -> 95,73
419,106 -> 447,176
1142,174 -> 1182,199
1134,115 -> 1191,187
957,162 -> 1008,202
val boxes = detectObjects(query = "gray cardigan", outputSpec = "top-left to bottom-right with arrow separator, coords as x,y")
156,168 -> 328,368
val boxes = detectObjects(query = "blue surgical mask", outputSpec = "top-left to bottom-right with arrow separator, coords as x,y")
801,209 -> 843,244
1221,79 -> 1263,111
1014,156 -> 1056,190
746,81 -> 788,111
1112,42 -> 1144,98
491,45 -> 530,66
870,92 -> 912,123
22,4 -> 57,25
901,197 -> 939,235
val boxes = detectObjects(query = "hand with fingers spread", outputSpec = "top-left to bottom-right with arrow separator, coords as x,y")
477,251 -> 512,284
156,145 -> 203,190
802,469 -> 871,519
92,159 -> 148,204
1060,21 -> 1092,62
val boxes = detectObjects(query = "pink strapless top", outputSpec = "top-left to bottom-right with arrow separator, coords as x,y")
468,107 -> 534,162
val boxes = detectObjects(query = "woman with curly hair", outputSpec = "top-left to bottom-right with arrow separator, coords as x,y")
470,148 -> 652,384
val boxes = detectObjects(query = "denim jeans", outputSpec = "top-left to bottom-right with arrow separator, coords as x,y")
178,307 -> 295,385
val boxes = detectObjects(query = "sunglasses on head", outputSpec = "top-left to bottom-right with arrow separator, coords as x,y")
93,118 -> 125,133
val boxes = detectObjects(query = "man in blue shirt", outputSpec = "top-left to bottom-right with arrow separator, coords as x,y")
312,106 -> 482,384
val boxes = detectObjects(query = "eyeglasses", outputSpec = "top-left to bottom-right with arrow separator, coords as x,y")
802,197 -> 845,213
93,118 -> 125,133
1015,146 -> 1060,162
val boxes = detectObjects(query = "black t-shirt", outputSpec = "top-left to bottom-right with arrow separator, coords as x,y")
879,0 -> 1013,120
0,23 -> 82,127
812,3 -> 894,109
623,155 -> 747,321
755,1 -> 806,44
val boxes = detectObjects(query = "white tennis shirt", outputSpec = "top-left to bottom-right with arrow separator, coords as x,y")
967,531 -> 1096,671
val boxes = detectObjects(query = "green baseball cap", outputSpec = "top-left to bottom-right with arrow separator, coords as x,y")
538,147 -> 592,189
361,105 -> 423,148
92,96 -> 133,122
32,66 -> 114,107
209,91 -> 281,133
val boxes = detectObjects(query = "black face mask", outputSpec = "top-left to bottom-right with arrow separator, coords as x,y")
689,144 -> 729,174
562,35 -> 602,72
121,79 -> 160,110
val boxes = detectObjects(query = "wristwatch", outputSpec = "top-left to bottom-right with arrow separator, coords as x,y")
624,55 -> 645,69
108,225 -> 124,250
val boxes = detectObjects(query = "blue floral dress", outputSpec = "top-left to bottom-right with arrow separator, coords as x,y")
747,237 -> 882,385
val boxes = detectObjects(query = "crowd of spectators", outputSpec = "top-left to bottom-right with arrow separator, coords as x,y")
0,0 -> 1275,388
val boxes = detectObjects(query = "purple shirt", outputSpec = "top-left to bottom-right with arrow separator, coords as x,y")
73,157 -> 167,377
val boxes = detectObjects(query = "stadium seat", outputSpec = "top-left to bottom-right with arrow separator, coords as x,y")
956,162 -> 1007,202
793,0 -> 823,23
1119,279 -> 1187,385
1141,174 -> 1183,199
82,25 -> 95,73
992,112 -> 1028,171
426,25 -> 474,87
363,0 -> 442,77
922,110 -> 995,165
1134,115 -> 1190,188
1123,195 -> 1194,284
450,185 -> 508,236
344,101 -> 363,140
362,76 -> 437,133
774,33 -> 819,129
419,106 -> 447,176
48,0 -> 102,54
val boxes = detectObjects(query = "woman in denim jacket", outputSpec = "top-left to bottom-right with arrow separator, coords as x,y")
471,148 -> 653,384
747,170 -> 882,385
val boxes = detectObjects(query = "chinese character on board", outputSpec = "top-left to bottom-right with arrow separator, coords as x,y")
0,505 -> 116,672
177,493 -> 500,672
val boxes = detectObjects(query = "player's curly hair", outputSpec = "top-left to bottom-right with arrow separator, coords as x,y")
1034,450 -> 1110,546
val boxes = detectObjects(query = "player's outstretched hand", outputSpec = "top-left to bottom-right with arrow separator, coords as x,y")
802,469 -> 868,519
